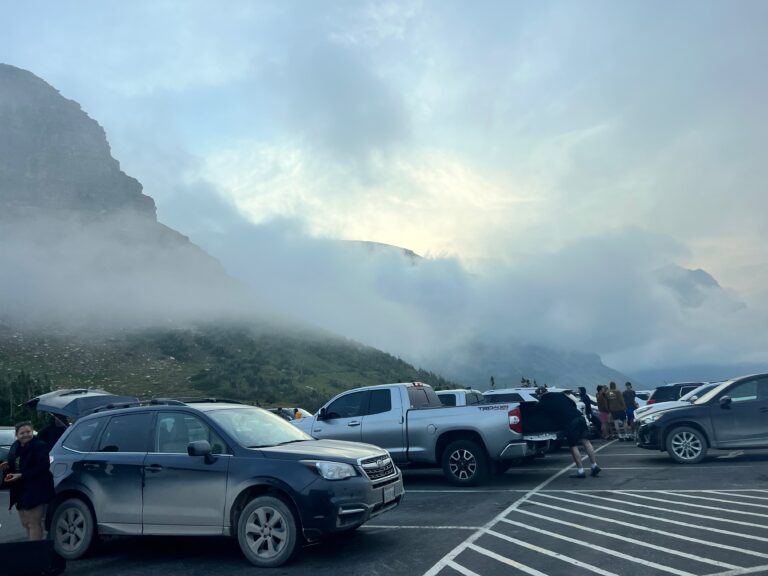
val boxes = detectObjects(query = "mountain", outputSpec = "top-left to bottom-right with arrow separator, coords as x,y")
0,63 -> 453,422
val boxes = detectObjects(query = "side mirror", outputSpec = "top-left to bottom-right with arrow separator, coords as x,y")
188,440 -> 216,463
317,407 -> 327,421
719,396 -> 732,409
689,396 -> 698,402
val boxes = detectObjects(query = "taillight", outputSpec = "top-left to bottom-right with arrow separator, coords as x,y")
647,399 -> 656,405
508,407 -> 522,434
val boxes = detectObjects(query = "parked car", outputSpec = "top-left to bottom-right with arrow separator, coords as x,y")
634,390 -> 652,408
482,387 -> 539,404
634,382 -> 719,419
47,400 -> 403,566
268,407 -> 313,421
645,382 -> 704,406
292,382 -> 557,486
636,373 -> 768,464
436,389 -> 485,406
0,425 -> 15,463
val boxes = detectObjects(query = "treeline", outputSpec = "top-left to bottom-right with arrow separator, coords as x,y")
0,370 -> 54,426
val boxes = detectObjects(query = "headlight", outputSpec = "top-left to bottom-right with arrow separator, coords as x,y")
301,460 -> 358,480
641,413 -> 663,424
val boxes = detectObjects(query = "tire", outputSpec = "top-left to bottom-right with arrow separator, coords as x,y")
51,498 -> 96,560
666,426 -> 708,464
237,495 -> 299,568
441,440 -> 488,486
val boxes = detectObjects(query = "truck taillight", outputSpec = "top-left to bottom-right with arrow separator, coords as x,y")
508,407 -> 522,434
646,399 -> 656,405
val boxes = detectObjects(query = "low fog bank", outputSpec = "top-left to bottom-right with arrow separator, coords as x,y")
161,190 -> 768,387
0,210 -> 267,333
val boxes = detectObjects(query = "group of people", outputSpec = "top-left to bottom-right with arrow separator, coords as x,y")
580,381 -> 639,441
1,415 -> 67,541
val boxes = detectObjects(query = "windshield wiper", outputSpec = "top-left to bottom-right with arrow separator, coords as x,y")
276,439 -> 306,446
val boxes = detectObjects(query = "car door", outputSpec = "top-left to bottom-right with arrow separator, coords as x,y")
142,411 -> 231,533
309,390 -> 369,443
710,377 -> 768,447
81,412 -> 152,533
361,388 -> 406,461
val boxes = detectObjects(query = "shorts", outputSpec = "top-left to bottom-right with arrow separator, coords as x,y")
564,416 -> 589,448
598,411 -> 609,424
611,410 -> 627,421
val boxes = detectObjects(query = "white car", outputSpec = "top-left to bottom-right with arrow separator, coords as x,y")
436,389 -> 486,406
634,383 -> 719,419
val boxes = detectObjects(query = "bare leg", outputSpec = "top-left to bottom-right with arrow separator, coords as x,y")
581,439 -> 597,466
570,446 -> 582,467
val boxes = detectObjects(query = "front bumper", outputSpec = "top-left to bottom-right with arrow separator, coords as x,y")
636,422 -> 663,450
298,469 -> 404,540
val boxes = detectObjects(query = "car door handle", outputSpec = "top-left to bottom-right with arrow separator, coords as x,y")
143,464 -> 164,473
760,407 -> 768,413
83,463 -> 100,471
347,421 -> 361,427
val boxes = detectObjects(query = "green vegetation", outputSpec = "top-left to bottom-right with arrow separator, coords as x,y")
0,324 -> 454,424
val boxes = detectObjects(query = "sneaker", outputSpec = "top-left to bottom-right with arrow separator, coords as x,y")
590,465 -> 602,477
569,471 -> 586,479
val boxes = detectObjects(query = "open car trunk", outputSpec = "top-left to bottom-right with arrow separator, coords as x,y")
520,401 -> 561,435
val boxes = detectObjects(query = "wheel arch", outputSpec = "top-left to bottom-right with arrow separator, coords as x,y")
662,421 -> 711,449
46,489 -> 97,532
229,479 -> 303,538
435,430 -> 487,463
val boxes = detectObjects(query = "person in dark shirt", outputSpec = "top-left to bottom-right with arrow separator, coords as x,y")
536,387 -> 601,478
36,413 -> 68,451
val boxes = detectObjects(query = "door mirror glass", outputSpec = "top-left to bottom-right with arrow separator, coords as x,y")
317,407 -> 327,421
188,440 -> 211,457
719,396 -> 732,408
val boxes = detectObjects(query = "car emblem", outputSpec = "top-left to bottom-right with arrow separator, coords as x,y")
377,459 -> 384,467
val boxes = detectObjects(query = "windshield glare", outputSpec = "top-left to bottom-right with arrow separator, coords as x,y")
681,383 -> 718,402
694,381 -> 733,405
208,407 -> 312,447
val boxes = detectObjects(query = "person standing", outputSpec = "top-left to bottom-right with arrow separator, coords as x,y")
1,421 -> 56,540
606,382 -> 628,441
596,385 -> 611,440
623,382 -> 638,438
536,387 -> 601,478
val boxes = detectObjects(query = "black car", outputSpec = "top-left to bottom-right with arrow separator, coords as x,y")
645,382 -> 704,405
636,373 -> 768,463
0,426 -> 15,463
47,400 -> 404,567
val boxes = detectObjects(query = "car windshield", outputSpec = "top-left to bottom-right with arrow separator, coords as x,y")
208,407 -> 312,448
693,381 -> 733,405
681,382 -> 718,402
0,429 -> 15,446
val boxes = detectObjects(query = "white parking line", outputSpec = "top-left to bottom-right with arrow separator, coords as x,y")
445,559 -> 481,576
661,491 -> 768,509
535,493 -> 768,558
500,518 -> 697,576
522,498 -> 742,568
615,491 -> 768,519
709,491 -> 768,501
466,543 -> 550,576
362,525 -> 481,530
420,440 -> 617,576
486,528 -> 619,576
708,565 -> 768,576
575,491 -> 768,531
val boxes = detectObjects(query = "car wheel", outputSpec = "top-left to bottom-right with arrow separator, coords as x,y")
442,440 -> 488,486
237,495 -> 299,568
666,426 -> 708,464
51,498 -> 96,560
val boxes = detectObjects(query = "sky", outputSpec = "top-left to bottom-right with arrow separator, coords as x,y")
2,0 -> 768,378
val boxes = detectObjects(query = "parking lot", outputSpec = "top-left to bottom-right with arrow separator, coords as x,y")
2,440 -> 768,576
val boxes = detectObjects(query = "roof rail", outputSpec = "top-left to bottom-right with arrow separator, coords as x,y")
84,398 -> 186,415
176,397 -> 247,405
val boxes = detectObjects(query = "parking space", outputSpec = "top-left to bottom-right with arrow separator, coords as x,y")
1,440 -> 767,576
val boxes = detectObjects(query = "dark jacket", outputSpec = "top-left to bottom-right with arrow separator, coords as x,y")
7,438 -> 55,510
537,392 -> 581,428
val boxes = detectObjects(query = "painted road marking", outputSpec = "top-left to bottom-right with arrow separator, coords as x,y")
467,543 -> 551,576
614,490 -> 768,519
709,491 -> 768,501
661,491 -> 768,508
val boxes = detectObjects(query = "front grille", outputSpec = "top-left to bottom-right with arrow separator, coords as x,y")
359,454 -> 396,482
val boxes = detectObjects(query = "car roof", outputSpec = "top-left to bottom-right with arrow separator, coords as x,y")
75,401 -> 253,422
436,389 -> 483,394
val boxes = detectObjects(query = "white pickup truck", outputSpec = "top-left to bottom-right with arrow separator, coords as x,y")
292,382 -> 557,486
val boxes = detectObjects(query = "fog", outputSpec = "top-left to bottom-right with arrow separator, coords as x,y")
2,1 -> 768,383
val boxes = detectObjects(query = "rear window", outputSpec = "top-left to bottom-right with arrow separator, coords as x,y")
649,387 -> 679,402
0,429 -> 16,446
63,418 -> 107,452
407,386 -> 442,408
467,393 -> 485,405
485,393 -> 524,403
438,394 -> 457,406
636,393 -> 650,401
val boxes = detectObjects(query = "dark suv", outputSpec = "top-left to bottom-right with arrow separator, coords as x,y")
47,400 -> 404,567
636,373 -> 768,463
646,382 -> 703,405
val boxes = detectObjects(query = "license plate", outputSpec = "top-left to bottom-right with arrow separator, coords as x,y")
383,485 -> 396,503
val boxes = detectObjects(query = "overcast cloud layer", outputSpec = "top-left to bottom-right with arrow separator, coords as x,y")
2,0 -> 767,376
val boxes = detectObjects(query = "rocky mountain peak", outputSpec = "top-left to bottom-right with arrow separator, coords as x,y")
0,63 -> 155,220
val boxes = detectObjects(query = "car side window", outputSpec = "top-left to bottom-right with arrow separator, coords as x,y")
368,389 -> 392,415
439,394 -> 457,406
62,417 -> 107,452
726,380 -> 759,403
326,391 -> 369,419
679,386 -> 697,398
759,378 -> 768,401
98,412 -> 153,452
155,412 -> 228,455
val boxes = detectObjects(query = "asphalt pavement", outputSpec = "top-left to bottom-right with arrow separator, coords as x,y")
1,440 -> 767,576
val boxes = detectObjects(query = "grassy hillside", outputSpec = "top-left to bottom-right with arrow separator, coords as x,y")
0,322 -> 454,425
